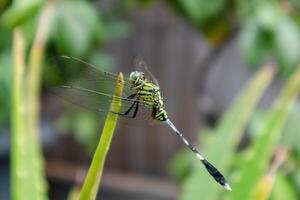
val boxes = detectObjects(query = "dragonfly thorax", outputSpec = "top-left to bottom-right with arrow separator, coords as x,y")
129,71 -> 146,89
129,70 -> 168,122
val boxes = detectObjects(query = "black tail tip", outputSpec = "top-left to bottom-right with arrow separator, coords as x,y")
202,159 -> 232,191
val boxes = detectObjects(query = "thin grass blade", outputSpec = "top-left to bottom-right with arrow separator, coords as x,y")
11,28 -> 48,200
230,64 -> 300,200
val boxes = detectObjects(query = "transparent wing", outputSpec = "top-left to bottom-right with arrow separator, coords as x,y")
133,56 -> 159,86
132,56 -> 169,101
51,56 -> 153,119
51,85 -> 150,115
55,56 -> 133,97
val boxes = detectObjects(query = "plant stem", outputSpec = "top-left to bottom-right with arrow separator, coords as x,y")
11,28 -> 26,200
11,2 -> 55,199
78,73 -> 124,200
27,2 -> 55,197
28,0 -> 54,139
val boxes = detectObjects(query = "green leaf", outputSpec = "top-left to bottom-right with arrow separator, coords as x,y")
1,0 -> 44,27
51,0 -> 102,56
255,3 -> 282,32
169,148 -> 193,183
280,103 -> 300,155
102,20 -> 132,40
275,17 -> 300,74
178,0 -> 225,25
271,173 -> 298,200
180,66 -> 275,200
89,52 -> 116,71
20,11 -> 39,45
230,64 -> 300,200
240,19 -> 271,67
247,109 -> 269,139
0,50 -> 12,125
73,112 -> 98,153
11,29 -> 48,200
289,0 -> 300,11
0,0 -> 9,11
293,168 -> 300,192
78,73 -> 124,200
0,27 -> 12,49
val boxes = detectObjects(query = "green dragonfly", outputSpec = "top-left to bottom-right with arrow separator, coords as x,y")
53,56 -> 232,191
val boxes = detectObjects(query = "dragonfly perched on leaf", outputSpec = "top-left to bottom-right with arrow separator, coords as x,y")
53,56 -> 232,191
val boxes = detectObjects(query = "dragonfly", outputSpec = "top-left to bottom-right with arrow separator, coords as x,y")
53,56 -> 232,191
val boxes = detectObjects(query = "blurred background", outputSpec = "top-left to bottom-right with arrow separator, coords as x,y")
1,0 -> 300,200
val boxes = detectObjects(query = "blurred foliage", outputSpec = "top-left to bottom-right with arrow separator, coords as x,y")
2,1 -> 131,199
0,0 -> 131,140
229,65 -> 300,200
1,0 -> 45,27
249,103 -> 300,199
56,108 -> 99,153
171,64 -> 300,199
170,0 -> 231,45
50,0 -> 103,56
171,65 -> 275,199
170,0 -> 300,76
11,24 -> 49,199
0,50 -> 12,125
272,173 -> 298,200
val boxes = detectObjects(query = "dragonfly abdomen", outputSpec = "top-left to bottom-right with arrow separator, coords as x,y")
154,108 -> 168,121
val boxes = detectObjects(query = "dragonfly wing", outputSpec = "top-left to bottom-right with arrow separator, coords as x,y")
51,56 -> 153,120
55,56 -> 133,96
51,85 -> 151,117
133,56 -> 159,86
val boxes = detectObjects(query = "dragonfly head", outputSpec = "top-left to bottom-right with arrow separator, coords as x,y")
129,71 -> 145,87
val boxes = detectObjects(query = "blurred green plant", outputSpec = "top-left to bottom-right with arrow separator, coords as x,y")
50,0 -> 102,57
0,50 -> 12,126
56,109 -> 100,154
10,0 -> 54,197
229,64 -> 300,200
170,0 -> 300,76
171,63 -> 300,200
171,64 -> 276,199
0,0 -> 131,136
1,0 -> 132,199
248,102 -> 300,200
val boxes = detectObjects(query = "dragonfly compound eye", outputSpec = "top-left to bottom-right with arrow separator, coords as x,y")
129,71 -> 145,85
129,71 -> 138,83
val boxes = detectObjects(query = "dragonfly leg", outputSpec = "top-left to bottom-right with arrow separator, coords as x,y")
117,93 -> 138,116
122,101 -> 139,118
122,101 -> 137,116
125,93 -> 137,100
108,101 -> 139,118
109,93 -> 139,118
132,101 -> 139,118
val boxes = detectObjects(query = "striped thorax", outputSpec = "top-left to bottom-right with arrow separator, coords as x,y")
129,71 -> 168,121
